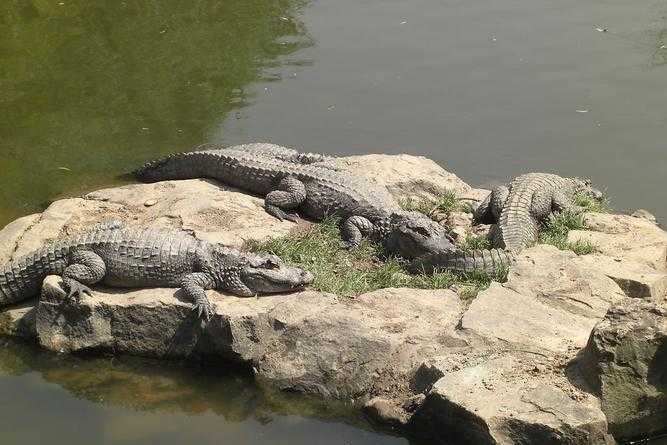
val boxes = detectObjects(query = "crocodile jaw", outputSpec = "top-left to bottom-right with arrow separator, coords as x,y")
240,265 -> 314,294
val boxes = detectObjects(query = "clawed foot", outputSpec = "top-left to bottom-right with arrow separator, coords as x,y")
64,281 -> 93,302
192,300 -> 213,326
275,210 -> 299,223
340,240 -> 360,250
265,205 -> 299,223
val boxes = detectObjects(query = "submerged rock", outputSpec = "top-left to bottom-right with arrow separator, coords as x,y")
0,154 -> 666,444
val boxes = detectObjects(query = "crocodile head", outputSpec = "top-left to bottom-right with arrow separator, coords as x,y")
573,178 -> 604,201
385,211 -> 456,260
210,247 -> 314,296
241,253 -> 315,294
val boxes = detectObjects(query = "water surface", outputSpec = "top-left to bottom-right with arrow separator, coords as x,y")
0,339 -> 407,445
2,0 -> 666,225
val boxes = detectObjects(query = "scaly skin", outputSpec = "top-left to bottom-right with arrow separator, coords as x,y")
0,223 -> 314,322
410,173 -> 603,274
197,142 -> 337,165
134,144 -> 453,260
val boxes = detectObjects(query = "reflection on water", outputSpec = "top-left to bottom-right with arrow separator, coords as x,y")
0,0 -> 312,225
0,338 -> 408,445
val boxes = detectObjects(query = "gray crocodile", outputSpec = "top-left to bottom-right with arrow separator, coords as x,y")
0,222 -> 314,322
134,145 -> 453,259
199,142 -> 337,165
410,173 -> 604,274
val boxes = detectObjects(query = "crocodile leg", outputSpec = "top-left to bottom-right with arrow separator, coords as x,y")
265,176 -> 306,222
340,215 -> 375,249
473,191 -> 493,224
552,191 -> 585,214
491,185 -> 509,221
180,272 -> 215,323
62,250 -> 106,301
473,185 -> 509,224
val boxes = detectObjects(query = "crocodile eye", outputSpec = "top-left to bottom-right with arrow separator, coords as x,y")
412,226 -> 431,237
263,257 -> 280,269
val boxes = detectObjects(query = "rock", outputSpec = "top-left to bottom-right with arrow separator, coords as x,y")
631,209 -> 658,224
579,299 -> 667,440
574,254 -> 667,301
449,227 -> 468,244
458,187 -> 491,203
364,397 -> 410,428
0,214 -> 40,264
567,213 -> 667,272
143,199 -> 157,207
411,352 -> 613,445
447,211 -> 474,231
0,303 -> 36,339
462,246 -> 626,354
34,277 -> 463,400
342,154 -> 471,200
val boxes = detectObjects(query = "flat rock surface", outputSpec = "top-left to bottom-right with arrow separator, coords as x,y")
342,154 -> 471,199
1,154 -> 667,444
568,212 -> 667,272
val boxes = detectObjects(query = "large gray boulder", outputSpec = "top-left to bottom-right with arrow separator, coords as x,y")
406,246 -> 623,445
579,299 -> 667,440
35,275 -> 462,401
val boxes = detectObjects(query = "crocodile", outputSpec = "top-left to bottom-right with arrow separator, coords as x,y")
199,142 -> 337,165
134,144 -> 454,259
0,222 -> 314,322
409,173 -> 604,274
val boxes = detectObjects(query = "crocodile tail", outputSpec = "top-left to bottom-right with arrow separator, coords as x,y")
133,151 -> 219,183
0,247 -> 66,306
408,248 -> 512,276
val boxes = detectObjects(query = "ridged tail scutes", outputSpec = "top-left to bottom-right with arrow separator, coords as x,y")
133,151 -> 216,182
409,248 -> 512,276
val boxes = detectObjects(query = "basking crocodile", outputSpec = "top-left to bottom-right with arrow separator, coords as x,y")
0,222 -> 314,322
134,145 -> 453,259
410,173 -> 604,274
199,142 -> 336,165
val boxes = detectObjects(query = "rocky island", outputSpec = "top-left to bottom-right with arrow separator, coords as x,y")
0,153 -> 665,444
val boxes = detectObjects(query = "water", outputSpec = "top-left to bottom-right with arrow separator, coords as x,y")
1,0 -> 666,442
0,339 -> 407,445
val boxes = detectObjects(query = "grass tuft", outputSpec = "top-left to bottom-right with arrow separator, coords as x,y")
460,234 -> 491,251
246,217 -> 501,297
399,190 -> 461,220
574,193 -> 611,213
539,212 -> 598,254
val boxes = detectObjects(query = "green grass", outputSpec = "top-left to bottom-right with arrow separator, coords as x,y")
399,190 -> 461,220
245,217 -> 500,298
574,192 -> 611,213
538,212 -> 598,254
460,234 -> 491,251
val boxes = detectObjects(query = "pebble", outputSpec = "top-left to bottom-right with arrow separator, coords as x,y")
144,199 -> 158,207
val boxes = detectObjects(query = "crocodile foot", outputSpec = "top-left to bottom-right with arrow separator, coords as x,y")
340,240 -> 360,250
63,280 -> 93,302
265,205 -> 300,223
193,300 -> 213,325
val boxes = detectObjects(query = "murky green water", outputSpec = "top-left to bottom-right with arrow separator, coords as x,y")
1,0 -> 666,442
0,339 -> 407,444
